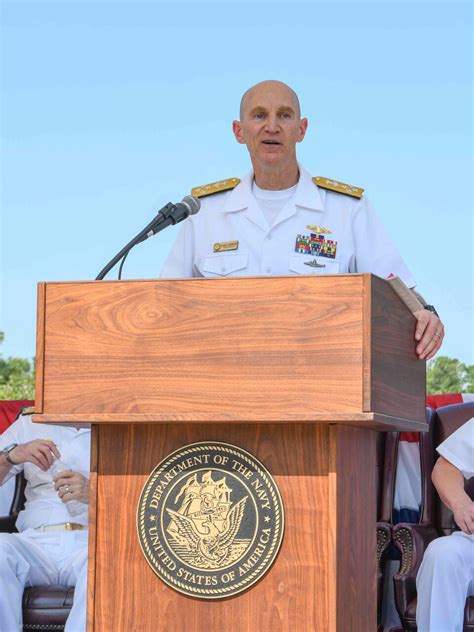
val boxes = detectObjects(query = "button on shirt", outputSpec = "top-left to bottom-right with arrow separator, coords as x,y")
0,415 -> 91,531
160,164 -> 416,287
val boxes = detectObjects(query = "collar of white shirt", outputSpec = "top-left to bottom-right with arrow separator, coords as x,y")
219,163 -> 325,215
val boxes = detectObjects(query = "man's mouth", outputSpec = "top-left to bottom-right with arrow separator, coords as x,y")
261,140 -> 282,146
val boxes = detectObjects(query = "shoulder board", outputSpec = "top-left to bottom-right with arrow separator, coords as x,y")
191,178 -> 240,199
22,406 -> 35,416
313,176 -> 364,199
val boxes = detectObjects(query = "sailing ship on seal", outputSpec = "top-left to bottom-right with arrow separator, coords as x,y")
166,471 -> 250,570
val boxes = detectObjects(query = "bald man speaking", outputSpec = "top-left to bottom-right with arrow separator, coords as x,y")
161,80 -> 444,360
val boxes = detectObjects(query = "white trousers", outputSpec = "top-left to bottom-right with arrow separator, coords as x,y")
0,529 -> 88,632
416,531 -> 474,632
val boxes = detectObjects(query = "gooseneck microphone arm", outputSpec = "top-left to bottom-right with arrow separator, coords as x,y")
95,202 -> 174,281
95,196 -> 200,281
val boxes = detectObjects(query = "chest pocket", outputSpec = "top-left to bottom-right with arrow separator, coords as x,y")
196,253 -> 249,277
288,254 -> 340,275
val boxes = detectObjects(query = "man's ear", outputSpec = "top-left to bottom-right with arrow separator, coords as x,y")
297,118 -> 309,143
233,120 -> 246,144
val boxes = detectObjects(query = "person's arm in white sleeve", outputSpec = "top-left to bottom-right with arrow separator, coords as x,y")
432,457 -> 474,535
0,455 -> 17,486
160,218 -> 196,279
352,197 -> 444,360
432,419 -> 474,534
0,416 -> 60,485
352,197 -> 417,287
0,418 -> 25,485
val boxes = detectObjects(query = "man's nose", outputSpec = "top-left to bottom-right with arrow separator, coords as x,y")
264,114 -> 279,132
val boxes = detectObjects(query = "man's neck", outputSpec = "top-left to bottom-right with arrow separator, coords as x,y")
252,159 -> 299,191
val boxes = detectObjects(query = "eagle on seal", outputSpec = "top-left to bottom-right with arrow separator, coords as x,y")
166,496 -> 247,564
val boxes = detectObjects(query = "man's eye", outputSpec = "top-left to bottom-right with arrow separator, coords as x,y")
280,112 -> 291,119
254,112 -> 265,119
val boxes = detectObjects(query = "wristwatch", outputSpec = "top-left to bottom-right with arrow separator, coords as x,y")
423,304 -> 440,318
1,443 -> 18,465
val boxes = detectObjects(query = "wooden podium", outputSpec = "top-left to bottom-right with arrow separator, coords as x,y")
33,274 -> 426,632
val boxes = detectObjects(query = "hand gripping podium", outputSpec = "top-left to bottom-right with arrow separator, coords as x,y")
33,274 -> 426,632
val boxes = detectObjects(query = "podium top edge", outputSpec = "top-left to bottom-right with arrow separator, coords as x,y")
32,412 -> 428,432
37,274 -> 378,286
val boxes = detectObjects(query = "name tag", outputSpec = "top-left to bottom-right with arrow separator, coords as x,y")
213,241 -> 239,253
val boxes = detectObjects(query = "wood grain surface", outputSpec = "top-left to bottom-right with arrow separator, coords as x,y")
86,426 -> 99,632
33,411 -> 428,432
32,275 -> 425,630
369,276 -> 425,422
87,423 -> 378,632
330,425 -> 377,630
38,276 -> 366,415
34,283 -> 46,413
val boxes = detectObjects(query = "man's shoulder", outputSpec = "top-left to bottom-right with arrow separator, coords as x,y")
191,177 -> 241,199
0,408 -> 35,446
446,418 -> 474,448
10,409 -> 73,441
312,176 -> 364,199
437,418 -> 474,477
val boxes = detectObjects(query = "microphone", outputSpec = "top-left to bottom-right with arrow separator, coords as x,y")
139,195 -> 201,242
95,195 -> 201,281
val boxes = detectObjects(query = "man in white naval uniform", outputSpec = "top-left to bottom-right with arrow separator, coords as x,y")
0,410 -> 90,632
161,79 -> 444,360
416,418 -> 474,632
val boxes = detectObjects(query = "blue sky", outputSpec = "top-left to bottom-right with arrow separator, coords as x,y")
1,0 -> 472,364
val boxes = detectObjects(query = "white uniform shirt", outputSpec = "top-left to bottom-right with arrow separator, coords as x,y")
0,414 -> 91,531
161,164 -> 416,287
437,418 -> 474,480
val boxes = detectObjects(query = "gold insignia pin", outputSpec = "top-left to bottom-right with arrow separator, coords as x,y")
213,240 -> 239,253
306,225 -> 332,234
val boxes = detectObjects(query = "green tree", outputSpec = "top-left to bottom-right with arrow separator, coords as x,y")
0,331 -> 35,399
465,365 -> 474,392
427,356 -> 473,395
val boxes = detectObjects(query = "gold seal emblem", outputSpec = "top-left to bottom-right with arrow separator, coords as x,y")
137,442 -> 284,599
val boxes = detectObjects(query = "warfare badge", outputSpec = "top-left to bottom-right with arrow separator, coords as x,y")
137,442 -> 284,599
306,225 -> 332,234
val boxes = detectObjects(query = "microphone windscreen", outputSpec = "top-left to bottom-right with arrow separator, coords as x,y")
181,195 -> 201,216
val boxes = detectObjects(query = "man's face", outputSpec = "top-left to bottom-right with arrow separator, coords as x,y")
233,83 -> 308,169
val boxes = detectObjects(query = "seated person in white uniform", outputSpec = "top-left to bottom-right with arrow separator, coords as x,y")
416,418 -> 474,632
161,79 -> 444,360
0,409 -> 90,632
